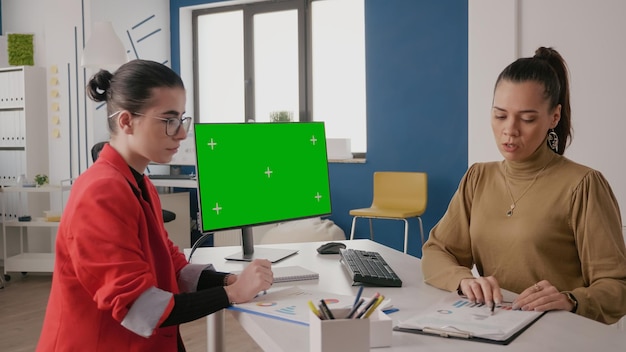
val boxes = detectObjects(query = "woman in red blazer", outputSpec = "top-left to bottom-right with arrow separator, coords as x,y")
37,60 -> 273,351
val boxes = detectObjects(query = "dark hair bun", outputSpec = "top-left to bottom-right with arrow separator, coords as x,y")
86,69 -> 114,102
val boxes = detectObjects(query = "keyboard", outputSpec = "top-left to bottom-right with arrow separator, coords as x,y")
339,248 -> 403,287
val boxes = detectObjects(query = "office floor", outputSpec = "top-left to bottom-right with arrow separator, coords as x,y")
0,272 -> 262,352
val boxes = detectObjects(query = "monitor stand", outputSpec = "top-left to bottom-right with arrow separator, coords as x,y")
225,226 -> 298,263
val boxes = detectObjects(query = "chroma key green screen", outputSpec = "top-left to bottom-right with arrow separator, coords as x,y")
194,122 -> 332,232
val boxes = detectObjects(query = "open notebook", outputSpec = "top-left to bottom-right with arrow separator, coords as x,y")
394,291 -> 544,345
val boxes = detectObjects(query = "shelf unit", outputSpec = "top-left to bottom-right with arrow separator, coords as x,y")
0,66 -> 49,284
1,183 -> 71,280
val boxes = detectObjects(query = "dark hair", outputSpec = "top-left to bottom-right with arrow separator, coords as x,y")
86,59 -> 185,133
495,47 -> 571,155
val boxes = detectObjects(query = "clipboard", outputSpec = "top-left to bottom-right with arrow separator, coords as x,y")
393,291 -> 546,345
393,311 -> 545,345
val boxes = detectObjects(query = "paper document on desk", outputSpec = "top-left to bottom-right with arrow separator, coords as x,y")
394,291 -> 544,344
229,286 -> 391,326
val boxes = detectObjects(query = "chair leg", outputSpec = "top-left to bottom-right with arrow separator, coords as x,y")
368,218 -> 374,241
417,216 -> 424,247
402,219 -> 409,254
350,216 -> 358,240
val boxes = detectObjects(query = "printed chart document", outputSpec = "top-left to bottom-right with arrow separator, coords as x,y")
229,286 -> 356,326
394,291 -> 544,345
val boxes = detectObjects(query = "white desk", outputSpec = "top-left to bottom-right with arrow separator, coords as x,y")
186,240 -> 626,351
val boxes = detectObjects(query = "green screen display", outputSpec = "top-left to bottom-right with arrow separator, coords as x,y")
194,122 -> 332,232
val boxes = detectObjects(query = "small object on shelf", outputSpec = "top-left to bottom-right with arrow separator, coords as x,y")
44,210 -> 61,222
18,215 -> 32,222
16,174 -> 26,185
34,174 -> 49,187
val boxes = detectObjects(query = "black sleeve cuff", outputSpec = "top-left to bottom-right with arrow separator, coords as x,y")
198,270 -> 230,291
161,287 -> 230,327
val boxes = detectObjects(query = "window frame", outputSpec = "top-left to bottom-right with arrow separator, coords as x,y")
192,0 -> 309,123
191,0 -> 366,159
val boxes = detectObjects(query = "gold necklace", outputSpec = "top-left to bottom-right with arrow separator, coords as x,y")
503,156 -> 553,217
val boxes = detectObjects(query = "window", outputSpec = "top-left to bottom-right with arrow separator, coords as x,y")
193,0 -> 366,155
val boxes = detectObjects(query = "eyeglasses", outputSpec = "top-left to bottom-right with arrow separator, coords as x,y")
108,111 -> 192,136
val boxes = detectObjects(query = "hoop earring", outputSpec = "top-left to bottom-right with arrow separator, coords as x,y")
548,129 -> 559,153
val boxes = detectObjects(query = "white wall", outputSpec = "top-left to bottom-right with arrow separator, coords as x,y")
1,0 -> 170,184
469,0 -> 626,222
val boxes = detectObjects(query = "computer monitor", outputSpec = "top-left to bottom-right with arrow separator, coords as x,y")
194,122 -> 332,262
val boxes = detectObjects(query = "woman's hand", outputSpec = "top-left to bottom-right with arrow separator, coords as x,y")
224,259 -> 273,304
458,276 -> 503,307
512,280 -> 574,312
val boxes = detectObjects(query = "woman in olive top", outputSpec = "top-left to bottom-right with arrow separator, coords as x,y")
422,47 -> 626,324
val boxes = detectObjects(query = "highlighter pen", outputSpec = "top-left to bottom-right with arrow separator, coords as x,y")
362,295 -> 385,319
308,300 -> 322,319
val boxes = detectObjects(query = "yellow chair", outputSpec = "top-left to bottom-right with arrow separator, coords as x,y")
349,172 -> 427,253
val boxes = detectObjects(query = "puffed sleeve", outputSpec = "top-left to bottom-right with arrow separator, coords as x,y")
422,164 -> 479,291
570,170 -> 626,324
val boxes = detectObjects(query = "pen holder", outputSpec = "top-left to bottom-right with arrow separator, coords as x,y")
309,308 -> 392,352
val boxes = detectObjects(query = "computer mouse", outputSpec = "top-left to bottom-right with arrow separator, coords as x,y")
317,242 -> 346,254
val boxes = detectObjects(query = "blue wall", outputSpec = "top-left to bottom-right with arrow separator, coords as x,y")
170,0 -> 468,257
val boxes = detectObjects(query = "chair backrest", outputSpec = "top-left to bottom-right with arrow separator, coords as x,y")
371,172 -> 427,214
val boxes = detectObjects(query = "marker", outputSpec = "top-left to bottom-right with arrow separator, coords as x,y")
319,299 -> 335,320
355,292 -> 380,319
362,295 -> 385,319
346,298 -> 365,319
308,300 -> 322,319
352,286 -> 364,309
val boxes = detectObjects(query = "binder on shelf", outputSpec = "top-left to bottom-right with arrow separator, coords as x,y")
393,291 -> 545,345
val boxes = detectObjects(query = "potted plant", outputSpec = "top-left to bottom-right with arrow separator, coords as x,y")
34,174 -> 49,187
269,111 -> 293,122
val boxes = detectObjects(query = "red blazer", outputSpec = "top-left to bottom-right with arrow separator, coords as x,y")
37,144 -> 189,351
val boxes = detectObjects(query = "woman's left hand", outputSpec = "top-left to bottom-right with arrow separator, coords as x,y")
512,280 -> 574,312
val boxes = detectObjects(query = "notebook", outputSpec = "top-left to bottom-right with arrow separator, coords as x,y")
393,291 -> 544,345
233,265 -> 319,283
273,266 -> 319,283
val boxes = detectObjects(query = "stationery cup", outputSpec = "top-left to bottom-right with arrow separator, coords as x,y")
309,309 -> 369,352
368,309 -> 393,347
309,308 -> 392,351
